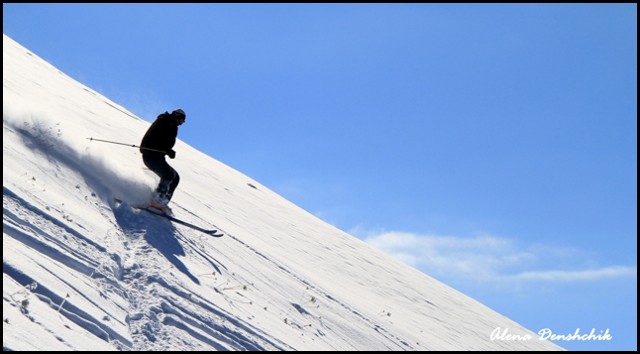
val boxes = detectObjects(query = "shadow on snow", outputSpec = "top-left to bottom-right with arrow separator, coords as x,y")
111,203 -> 200,285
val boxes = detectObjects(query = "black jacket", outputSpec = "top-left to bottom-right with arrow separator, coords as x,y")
140,112 -> 178,154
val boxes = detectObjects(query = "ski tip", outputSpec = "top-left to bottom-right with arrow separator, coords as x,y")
203,229 -> 224,237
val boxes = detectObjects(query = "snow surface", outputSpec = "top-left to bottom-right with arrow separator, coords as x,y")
3,34 -> 563,351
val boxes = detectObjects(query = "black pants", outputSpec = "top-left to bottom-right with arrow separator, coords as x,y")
142,152 -> 179,202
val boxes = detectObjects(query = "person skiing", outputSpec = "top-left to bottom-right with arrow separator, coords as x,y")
139,108 -> 186,214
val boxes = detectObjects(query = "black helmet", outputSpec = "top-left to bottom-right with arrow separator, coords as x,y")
172,109 -> 186,119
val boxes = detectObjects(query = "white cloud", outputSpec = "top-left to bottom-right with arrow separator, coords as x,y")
361,230 -> 637,284
510,266 -> 637,282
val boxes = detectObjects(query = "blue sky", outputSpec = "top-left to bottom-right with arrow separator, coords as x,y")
4,4 -> 636,350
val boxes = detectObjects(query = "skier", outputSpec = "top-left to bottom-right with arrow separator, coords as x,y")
140,109 -> 186,214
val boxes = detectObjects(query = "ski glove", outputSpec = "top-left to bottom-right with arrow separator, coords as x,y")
167,149 -> 176,159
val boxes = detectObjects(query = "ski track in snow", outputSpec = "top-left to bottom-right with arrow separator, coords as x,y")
4,185 -> 287,351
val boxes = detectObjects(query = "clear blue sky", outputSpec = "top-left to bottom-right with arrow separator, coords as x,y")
4,4 -> 637,350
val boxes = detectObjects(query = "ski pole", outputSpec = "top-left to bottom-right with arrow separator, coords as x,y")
86,137 -> 167,153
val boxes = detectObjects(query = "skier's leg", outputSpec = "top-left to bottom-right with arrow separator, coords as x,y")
143,153 -> 178,203
165,169 -> 180,202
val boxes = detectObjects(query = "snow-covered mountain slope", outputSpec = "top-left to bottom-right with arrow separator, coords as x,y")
3,34 -> 563,351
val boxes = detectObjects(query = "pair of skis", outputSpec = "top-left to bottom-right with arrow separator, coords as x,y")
115,199 -> 223,237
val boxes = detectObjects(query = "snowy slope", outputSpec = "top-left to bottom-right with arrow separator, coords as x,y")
3,34 -> 563,351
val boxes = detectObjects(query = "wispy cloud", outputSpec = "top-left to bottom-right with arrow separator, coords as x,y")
360,230 -> 637,283
510,266 -> 637,282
